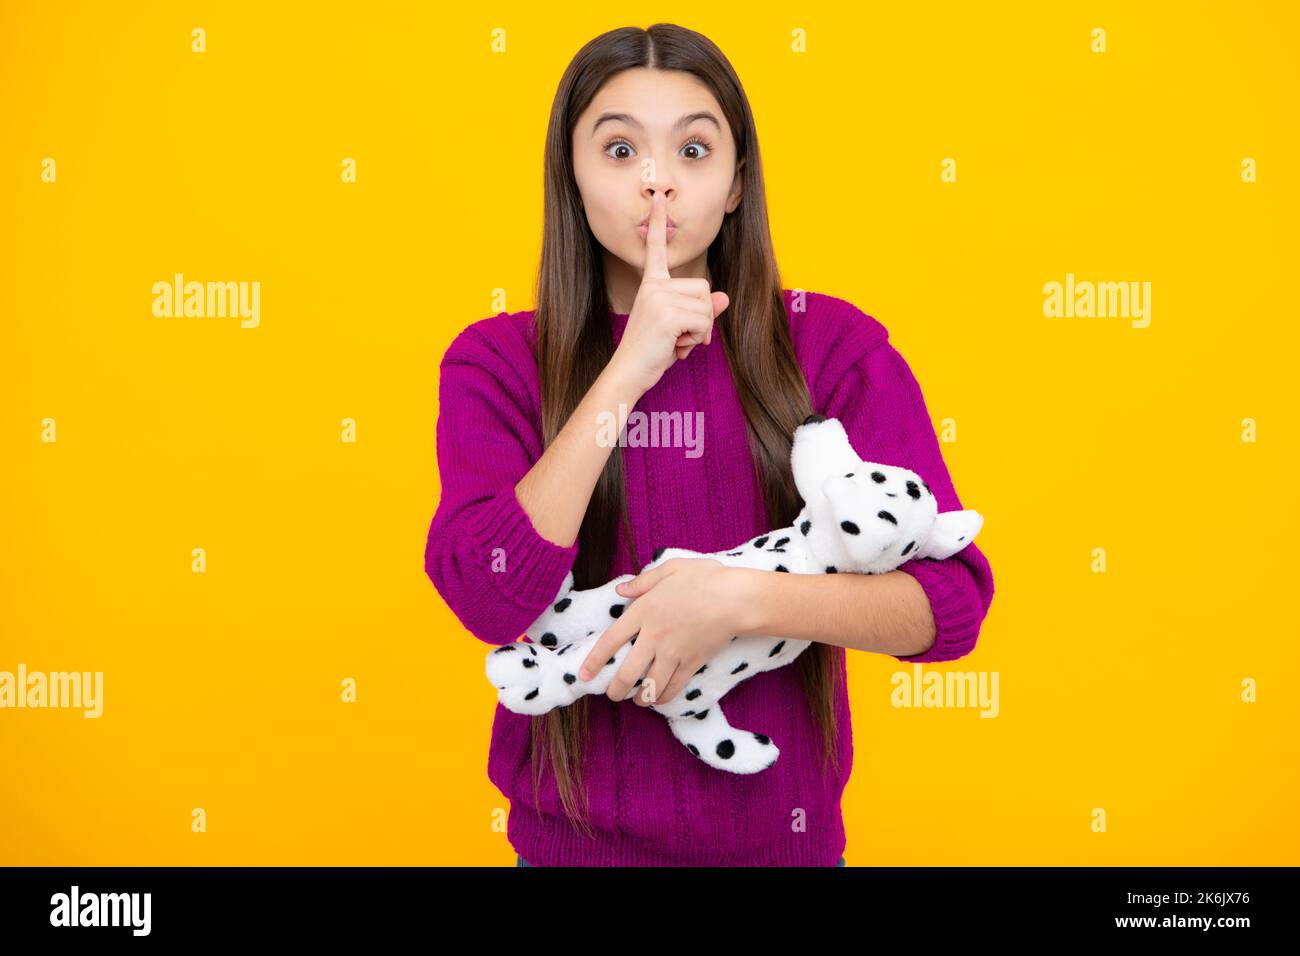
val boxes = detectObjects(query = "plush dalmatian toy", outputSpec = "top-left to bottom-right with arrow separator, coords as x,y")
485,414 -> 984,774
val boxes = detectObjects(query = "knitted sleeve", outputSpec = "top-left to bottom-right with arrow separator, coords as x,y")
423,325 -> 580,646
820,323 -> 995,663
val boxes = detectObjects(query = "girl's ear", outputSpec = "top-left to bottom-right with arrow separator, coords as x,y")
725,191 -> 741,214
727,161 -> 745,212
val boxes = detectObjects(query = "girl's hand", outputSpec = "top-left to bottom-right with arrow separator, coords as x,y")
607,192 -> 729,395
576,558 -> 752,707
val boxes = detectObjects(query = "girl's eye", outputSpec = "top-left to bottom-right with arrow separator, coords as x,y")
601,135 -> 713,162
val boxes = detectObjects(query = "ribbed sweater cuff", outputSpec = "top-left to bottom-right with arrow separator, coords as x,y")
465,484 -> 580,614
893,558 -> 982,663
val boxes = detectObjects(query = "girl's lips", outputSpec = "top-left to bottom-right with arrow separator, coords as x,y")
637,224 -> 676,238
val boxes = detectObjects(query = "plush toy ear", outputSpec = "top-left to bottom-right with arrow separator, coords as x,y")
791,415 -> 862,506
914,510 -> 984,560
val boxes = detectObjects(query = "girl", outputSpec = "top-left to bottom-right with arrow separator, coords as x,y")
424,23 -> 995,867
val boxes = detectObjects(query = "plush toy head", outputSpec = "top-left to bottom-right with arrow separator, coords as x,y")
792,414 -> 982,574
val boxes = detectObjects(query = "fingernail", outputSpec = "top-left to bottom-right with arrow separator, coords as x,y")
578,668 -> 589,681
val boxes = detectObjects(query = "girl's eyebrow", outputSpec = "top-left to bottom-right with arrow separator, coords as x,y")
590,111 -> 721,137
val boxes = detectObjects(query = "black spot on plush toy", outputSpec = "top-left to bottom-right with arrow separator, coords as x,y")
485,415 -> 984,774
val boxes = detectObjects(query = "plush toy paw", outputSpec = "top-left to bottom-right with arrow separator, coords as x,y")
484,572 -> 641,714
666,707 -> 780,774
484,633 -> 618,715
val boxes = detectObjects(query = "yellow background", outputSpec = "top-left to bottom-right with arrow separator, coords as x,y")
2,2 -> 1296,865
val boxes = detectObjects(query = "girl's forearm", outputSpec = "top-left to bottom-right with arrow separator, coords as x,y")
514,361 -> 645,549
730,567 -> 937,657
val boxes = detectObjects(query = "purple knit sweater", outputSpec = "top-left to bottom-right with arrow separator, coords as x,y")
424,289 -> 995,866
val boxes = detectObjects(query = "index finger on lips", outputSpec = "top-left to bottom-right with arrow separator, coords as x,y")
642,192 -> 670,281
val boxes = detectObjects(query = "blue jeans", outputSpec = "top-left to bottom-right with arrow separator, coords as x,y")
517,854 -> 846,866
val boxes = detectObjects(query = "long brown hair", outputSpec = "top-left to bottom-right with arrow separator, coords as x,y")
528,23 -> 842,837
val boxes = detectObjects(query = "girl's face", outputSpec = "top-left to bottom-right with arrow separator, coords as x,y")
572,68 -> 744,308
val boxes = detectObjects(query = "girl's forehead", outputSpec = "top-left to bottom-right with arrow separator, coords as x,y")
584,70 -> 722,119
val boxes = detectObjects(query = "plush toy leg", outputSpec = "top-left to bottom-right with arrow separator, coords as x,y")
525,575 -> 635,650
665,706 -> 779,774
486,630 -> 647,715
